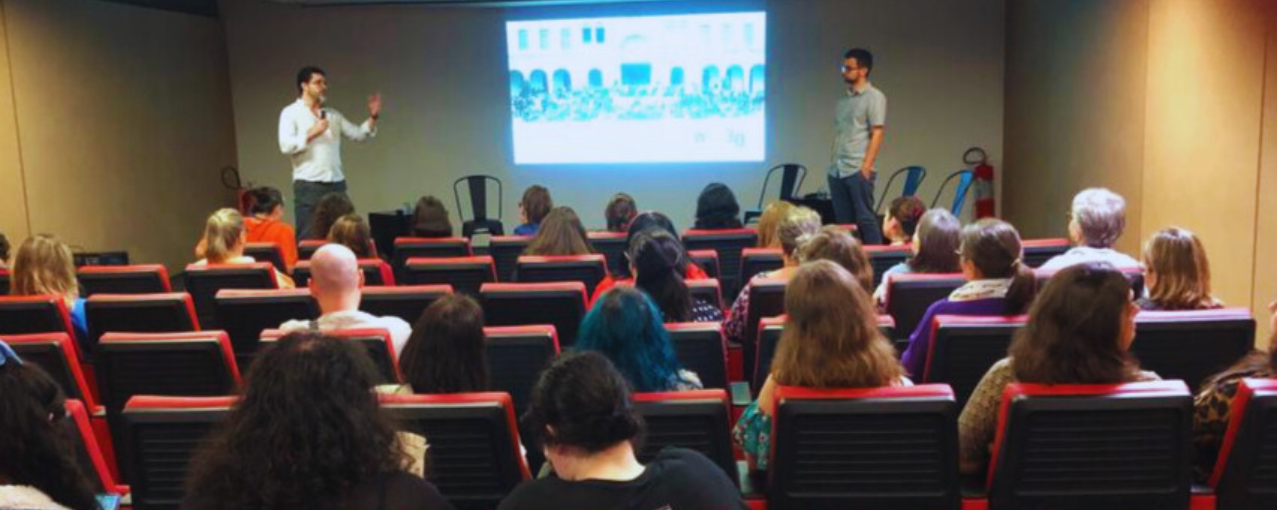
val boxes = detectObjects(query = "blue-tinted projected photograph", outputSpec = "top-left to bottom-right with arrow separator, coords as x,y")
507,12 -> 766,164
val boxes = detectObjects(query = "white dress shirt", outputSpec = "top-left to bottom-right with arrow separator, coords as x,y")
278,98 -> 375,183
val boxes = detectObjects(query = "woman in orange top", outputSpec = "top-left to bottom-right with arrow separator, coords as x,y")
590,211 -> 708,306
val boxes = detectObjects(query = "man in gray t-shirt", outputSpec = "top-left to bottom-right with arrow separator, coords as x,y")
829,48 -> 887,244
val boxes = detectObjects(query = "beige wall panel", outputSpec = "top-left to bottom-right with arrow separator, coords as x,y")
0,1 -> 29,249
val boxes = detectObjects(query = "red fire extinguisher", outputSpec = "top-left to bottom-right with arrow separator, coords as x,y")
965,147 -> 996,219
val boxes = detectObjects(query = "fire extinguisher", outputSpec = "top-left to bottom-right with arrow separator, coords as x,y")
965,147 -> 996,219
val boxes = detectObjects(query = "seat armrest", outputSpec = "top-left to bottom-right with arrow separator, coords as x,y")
730,381 -> 754,407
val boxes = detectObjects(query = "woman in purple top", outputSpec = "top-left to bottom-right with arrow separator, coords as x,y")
900,219 -> 1039,377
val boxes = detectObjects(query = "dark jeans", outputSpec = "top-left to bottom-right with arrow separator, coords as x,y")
293,179 -> 348,242
828,171 -> 883,245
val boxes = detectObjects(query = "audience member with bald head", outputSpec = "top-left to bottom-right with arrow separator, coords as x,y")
278,244 -> 412,352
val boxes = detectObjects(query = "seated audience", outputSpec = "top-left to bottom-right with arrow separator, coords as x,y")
959,262 -> 1158,475
522,207 -> 592,257
0,231 -> 11,268
10,235 -> 89,347
328,213 -> 375,259
723,206 -> 822,345
514,185 -> 552,236
411,195 -> 453,238
1192,298 -> 1277,482
1138,227 -> 1222,311
874,208 -> 963,301
304,192 -> 356,240
576,286 -> 701,392
1040,188 -> 1141,270
194,208 -> 294,289
629,230 -> 722,322
900,219 -> 1037,377
733,260 -> 909,471
693,182 -> 743,230
278,244 -> 411,352
398,293 -> 488,394
0,341 -> 99,510
795,226 -> 874,293
756,200 -> 796,248
497,351 -> 745,510
243,186 -> 298,270
604,193 -> 637,233
590,211 -> 709,304
882,195 -> 926,246
182,332 -> 447,510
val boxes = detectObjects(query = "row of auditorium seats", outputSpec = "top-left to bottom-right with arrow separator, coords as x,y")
51,378 -> 1277,510
0,286 -> 1255,401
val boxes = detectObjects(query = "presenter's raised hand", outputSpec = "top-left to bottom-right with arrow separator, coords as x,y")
368,93 -> 383,120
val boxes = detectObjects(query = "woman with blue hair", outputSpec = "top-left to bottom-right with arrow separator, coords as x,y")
575,286 -> 702,392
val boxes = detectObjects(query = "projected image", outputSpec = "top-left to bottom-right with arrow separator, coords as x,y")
506,12 -> 766,164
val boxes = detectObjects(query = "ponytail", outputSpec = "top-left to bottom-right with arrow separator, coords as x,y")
204,208 -> 245,264
629,230 -> 693,322
1004,260 -> 1038,314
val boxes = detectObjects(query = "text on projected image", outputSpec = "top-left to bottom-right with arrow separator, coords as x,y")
507,12 -> 766,164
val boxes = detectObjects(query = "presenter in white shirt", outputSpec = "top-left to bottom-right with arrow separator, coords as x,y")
279,66 -> 382,240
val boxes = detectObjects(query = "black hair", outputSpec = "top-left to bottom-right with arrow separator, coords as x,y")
0,359 -> 99,510
296,66 -> 325,94
521,351 -> 644,453
184,332 -> 407,510
248,187 -> 284,216
605,193 -> 638,233
0,232 -> 9,263
624,211 -> 688,278
411,195 -> 453,238
629,230 -> 692,322
843,48 -> 874,75
694,183 -> 742,229
400,294 -> 489,394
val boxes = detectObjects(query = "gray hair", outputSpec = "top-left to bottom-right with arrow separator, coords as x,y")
1071,188 -> 1127,248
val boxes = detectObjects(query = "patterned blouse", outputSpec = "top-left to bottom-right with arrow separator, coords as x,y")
1192,365 -> 1273,483
958,358 -> 1160,475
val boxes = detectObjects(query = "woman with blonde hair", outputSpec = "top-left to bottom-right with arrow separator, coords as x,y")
1139,227 -> 1222,311
755,200 -> 796,249
733,260 -> 908,471
522,207 -> 592,257
10,234 -> 89,348
195,208 -> 294,289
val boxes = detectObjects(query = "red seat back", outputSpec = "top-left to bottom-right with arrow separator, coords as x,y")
1209,378 -> 1277,509
755,315 -> 897,392
770,384 -> 959,510
95,331 -> 241,413
514,254 -> 608,292
85,293 -> 200,357
298,239 -> 325,260
744,277 -> 787,387
587,231 -> 629,277
1130,309 -> 1256,392
882,273 -> 967,342
294,258 -> 395,287
987,381 -> 1193,510
682,228 -> 758,298
633,389 -> 737,487
687,249 -> 721,279
489,235 -> 534,282
480,282 -> 586,347
380,392 -> 531,507
1020,238 -> 1070,268
924,315 -> 1027,406
0,294 -> 76,338
865,244 -> 913,288
183,263 -> 277,328
262,327 -> 400,384
392,237 -> 473,282
64,399 -> 124,495
405,256 -> 496,296
357,284 -> 453,324
214,289 -> 318,364
5,332 -> 99,409
665,322 -> 728,389
78,264 -> 172,296
242,242 -> 287,274
739,247 -> 784,285
120,396 -> 235,510
483,325 -> 560,416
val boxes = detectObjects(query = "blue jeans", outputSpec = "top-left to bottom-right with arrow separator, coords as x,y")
293,180 -> 348,242
828,171 -> 883,245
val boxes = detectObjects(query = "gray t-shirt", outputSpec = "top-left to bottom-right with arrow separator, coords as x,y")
832,83 -> 888,177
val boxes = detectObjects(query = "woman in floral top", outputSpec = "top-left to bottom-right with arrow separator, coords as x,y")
958,262 -> 1159,475
732,261 -> 908,471
1192,298 -> 1277,482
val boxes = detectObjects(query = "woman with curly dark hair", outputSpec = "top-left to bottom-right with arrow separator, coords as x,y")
182,332 -> 451,510
0,341 -> 99,510
498,351 -> 744,510
305,192 -> 356,240
692,182 -> 743,230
